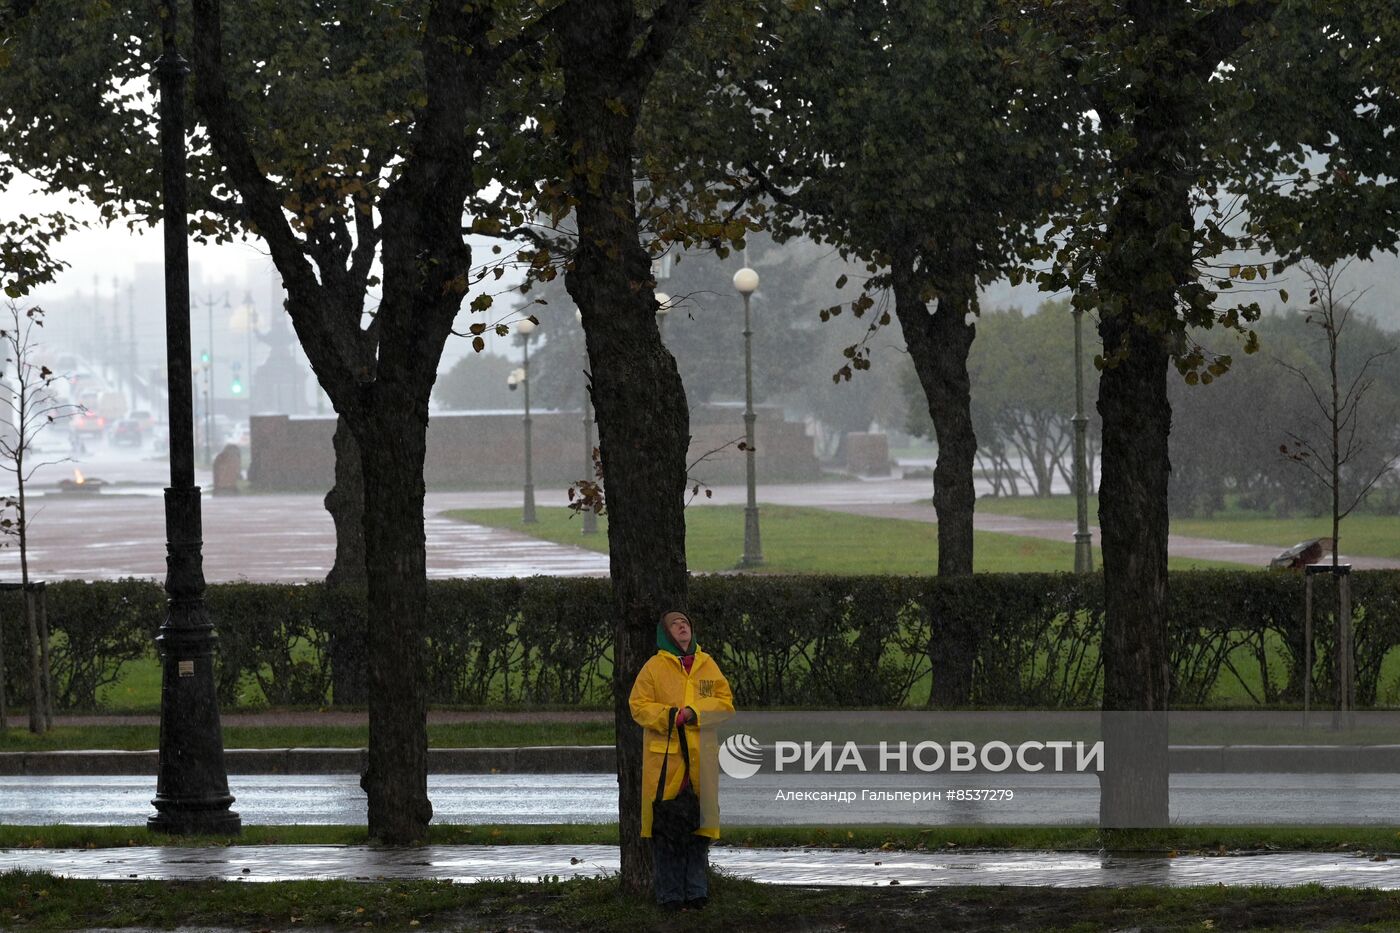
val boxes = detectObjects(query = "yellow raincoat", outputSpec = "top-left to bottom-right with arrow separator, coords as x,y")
629,646 -> 734,839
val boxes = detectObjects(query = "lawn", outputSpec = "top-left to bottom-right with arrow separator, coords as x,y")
978,495 -> 1400,560
443,504 -> 1242,573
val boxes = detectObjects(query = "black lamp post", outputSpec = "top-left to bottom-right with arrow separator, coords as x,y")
148,0 -> 239,836
510,319 -> 538,524
1072,307 -> 1094,574
574,309 -> 597,535
733,267 -> 764,568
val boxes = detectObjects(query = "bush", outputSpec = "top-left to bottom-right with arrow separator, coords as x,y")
2,571 -> 1398,712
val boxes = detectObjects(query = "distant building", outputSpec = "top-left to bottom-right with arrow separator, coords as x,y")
251,304 -> 309,415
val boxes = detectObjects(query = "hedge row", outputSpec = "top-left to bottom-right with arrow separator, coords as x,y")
1,572 -> 1396,711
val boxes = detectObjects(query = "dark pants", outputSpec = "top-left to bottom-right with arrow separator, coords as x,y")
652,833 -> 709,905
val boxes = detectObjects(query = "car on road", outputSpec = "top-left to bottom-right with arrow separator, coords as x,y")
70,409 -> 107,436
110,419 -> 143,447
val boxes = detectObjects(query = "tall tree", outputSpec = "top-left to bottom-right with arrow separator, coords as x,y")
1279,263 -> 1398,565
1,0 -> 445,706
0,303 -> 80,733
645,0 -> 1080,704
688,0 -> 1079,586
1028,0 -> 1282,825
541,0 -> 711,895
186,0 -> 558,842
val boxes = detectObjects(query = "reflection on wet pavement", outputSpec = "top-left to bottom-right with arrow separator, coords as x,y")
6,772 -> 1400,827
4,844 -> 1400,888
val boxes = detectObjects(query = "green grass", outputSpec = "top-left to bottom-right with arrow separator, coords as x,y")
978,495 -> 1400,560
444,504 -> 1242,573
0,721 -> 615,752
7,870 -> 1400,932
4,823 -> 1399,854
94,656 -> 161,712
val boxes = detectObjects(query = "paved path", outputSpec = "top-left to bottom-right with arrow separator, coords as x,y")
6,462 -> 1398,579
47,710 -> 611,728
829,500 -> 1400,570
7,843 -> 1400,888
0,490 -> 611,582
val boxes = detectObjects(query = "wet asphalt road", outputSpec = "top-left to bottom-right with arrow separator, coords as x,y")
5,771 -> 1400,827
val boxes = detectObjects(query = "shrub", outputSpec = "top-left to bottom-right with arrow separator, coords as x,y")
1,571 -> 1397,711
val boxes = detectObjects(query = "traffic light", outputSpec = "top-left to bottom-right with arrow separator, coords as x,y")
200,349 -> 210,365
230,377 -> 243,396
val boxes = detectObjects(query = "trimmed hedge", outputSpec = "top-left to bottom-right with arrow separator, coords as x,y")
1,572 -> 1396,711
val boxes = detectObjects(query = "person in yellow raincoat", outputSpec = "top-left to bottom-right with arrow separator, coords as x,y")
629,609 -> 734,910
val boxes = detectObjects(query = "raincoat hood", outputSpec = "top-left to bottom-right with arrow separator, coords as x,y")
657,614 -> 696,657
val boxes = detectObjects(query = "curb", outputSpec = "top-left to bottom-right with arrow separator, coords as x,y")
4,744 -> 1400,776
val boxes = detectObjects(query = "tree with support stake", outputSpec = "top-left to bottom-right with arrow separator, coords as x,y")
1278,263 -> 1397,728
0,302 -> 82,734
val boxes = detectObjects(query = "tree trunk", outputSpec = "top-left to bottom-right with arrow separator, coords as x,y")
37,588 -> 52,728
558,9 -> 694,895
0,602 -> 8,728
18,477 -> 43,735
891,263 -> 977,577
24,588 -> 41,734
567,151 -> 690,901
1095,61 -> 1188,827
1096,313 -> 1172,827
325,414 -> 369,706
353,402 -> 433,843
188,0 -> 489,848
891,255 -> 978,705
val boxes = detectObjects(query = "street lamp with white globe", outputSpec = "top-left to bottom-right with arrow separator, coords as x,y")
733,267 -> 763,567
511,318 -> 538,524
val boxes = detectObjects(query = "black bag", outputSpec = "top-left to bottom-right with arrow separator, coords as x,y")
651,707 -> 701,841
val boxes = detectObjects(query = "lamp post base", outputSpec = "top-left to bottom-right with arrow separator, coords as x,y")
148,804 -> 241,836
738,505 -> 764,568
523,484 -> 537,524
1074,532 -> 1094,574
148,618 -> 240,836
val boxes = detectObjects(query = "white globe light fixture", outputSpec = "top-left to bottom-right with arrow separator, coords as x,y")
655,292 -> 672,317
517,318 -> 538,336
732,267 -> 759,296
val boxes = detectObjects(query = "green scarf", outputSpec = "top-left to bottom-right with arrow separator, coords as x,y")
656,622 -> 696,657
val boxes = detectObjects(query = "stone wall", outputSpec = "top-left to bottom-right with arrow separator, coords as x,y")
249,404 -> 820,491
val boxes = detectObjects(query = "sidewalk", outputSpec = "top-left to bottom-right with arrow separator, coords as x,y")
6,843 -> 1400,888
44,709 -> 612,728
832,501 -> 1400,570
